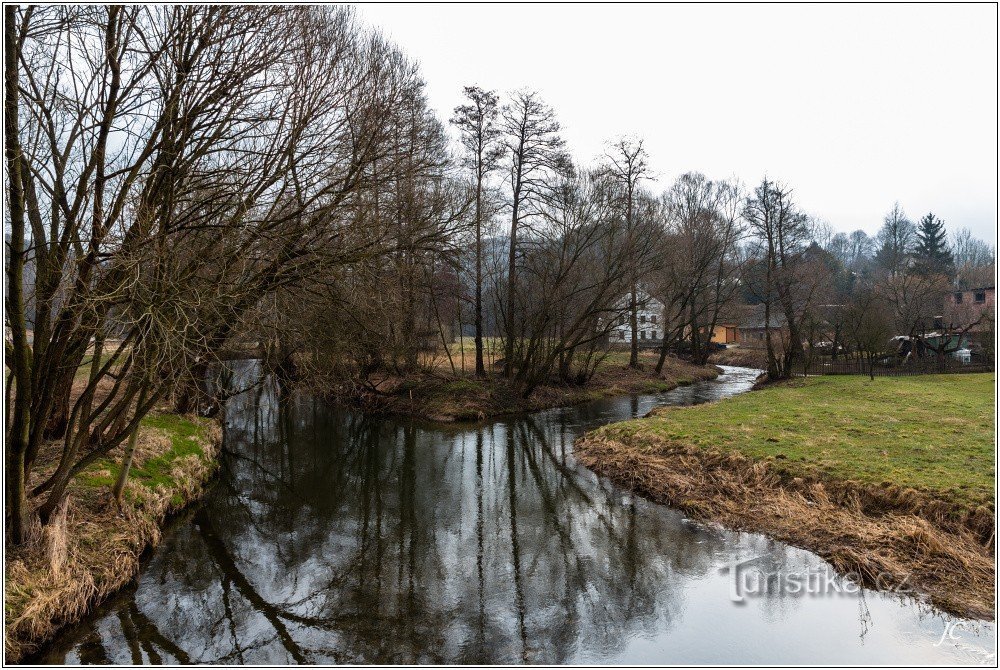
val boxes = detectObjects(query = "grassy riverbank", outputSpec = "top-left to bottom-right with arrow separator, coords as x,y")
576,373 -> 995,619
4,413 -> 222,663
355,353 -> 720,422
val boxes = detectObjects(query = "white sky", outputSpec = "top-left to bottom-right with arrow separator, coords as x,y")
355,3 -> 998,242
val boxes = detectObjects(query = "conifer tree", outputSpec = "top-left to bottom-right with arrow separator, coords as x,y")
913,212 -> 954,275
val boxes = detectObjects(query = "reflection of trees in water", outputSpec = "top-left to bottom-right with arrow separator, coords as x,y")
47,377 -> 758,664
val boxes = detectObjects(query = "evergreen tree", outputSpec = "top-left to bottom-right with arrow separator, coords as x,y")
913,212 -> 954,275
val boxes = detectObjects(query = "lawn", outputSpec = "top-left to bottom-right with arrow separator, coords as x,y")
596,373 -> 996,510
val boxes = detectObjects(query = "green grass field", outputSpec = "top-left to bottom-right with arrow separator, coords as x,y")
596,374 -> 996,510
78,413 -> 214,503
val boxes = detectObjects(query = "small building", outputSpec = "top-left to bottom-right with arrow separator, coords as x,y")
736,304 -> 787,347
705,322 -> 739,345
683,322 -> 740,346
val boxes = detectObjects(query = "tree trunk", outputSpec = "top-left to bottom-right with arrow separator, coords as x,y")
5,6 -> 32,545
504,190 -> 520,378
628,283 -> 639,368
689,301 -> 703,365
175,361 -> 216,416
43,374 -> 75,440
763,299 -> 780,380
474,176 -> 486,377
112,384 -> 151,503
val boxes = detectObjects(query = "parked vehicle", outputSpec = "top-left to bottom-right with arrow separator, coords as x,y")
952,348 -> 972,364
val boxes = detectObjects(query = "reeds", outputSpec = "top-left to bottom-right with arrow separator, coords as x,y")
4,418 -> 221,663
576,433 -> 995,620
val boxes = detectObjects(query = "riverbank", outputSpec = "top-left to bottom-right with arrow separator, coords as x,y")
4,413 -> 222,663
345,353 -> 720,422
708,346 -> 769,369
576,373 -> 995,620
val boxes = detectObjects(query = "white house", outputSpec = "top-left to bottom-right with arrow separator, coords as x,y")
609,291 -> 665,343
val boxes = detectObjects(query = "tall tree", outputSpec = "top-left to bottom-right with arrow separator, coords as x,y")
846,229 -> 875,270
600,137 -> 652,368
874,202 -> 915,276
742,179 -> 814,379
845,281 -> 894,380
5,4 -> 32,543
653,173 -> 743,370
950,227 -> 995,289
499,90 -> 570,377
451,86 -> 502,377
912,212 -> 954,275
5,5 -> 433,540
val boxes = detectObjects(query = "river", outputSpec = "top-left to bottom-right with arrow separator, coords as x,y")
37,366 -> 996,664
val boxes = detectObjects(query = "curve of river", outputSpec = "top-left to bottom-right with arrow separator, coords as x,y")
38,366 -> 995,664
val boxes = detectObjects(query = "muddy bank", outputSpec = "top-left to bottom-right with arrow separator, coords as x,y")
708,346 -> 769,369
4,415 -> 222,663
339,357 -> 720,422
575,434 -> 994,620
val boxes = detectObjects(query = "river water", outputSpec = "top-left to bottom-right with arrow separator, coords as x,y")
38,366 -> 995,664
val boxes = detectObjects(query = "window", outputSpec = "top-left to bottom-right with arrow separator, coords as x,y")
619,331 -> 626,340
651,330 -> 658,340
651,315 -> 657,324
974,291 -> 986,304
954,292 -> 964,304
640,315 -> 646,324
640,331 -> 647,340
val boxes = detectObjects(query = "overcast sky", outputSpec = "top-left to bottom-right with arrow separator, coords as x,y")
356,3 -> 997,242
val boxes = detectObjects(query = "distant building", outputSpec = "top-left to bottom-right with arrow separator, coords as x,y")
736,304 -> 788,347
703,322 -> 740,345
943,286 -> 995,335
609,291 -> 665,343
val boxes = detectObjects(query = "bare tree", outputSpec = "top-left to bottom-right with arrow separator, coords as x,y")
845,282 -> 894,380
599,137 -> 652,368
503,170 -> 647,395
5,5 -> 446,539
951,227 -> 995,289
874,202 -> 915,277
653,174 -> 744,369
451,86 -> 503,376
499,90 -> 570,377
742,179 -> 814,379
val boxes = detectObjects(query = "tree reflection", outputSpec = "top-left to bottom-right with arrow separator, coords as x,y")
42,370 -> 814,664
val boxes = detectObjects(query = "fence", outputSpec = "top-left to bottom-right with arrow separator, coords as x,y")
809,354 -> 994,377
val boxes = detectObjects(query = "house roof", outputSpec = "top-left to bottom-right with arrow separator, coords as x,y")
736,303 -> 786,330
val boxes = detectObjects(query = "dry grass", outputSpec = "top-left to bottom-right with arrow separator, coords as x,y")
708,346 -> 769,369
3,415 -> 222,663
576,432 -> 995,620
354,352 -> 719,422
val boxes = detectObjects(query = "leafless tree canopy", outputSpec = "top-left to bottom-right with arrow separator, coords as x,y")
5,6 -> 994,546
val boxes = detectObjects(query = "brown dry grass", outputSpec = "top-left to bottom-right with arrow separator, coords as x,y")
575,433 -> 995,620
709,346 -> 769,369
354,353 -> 719,422
3,418 -> 222,663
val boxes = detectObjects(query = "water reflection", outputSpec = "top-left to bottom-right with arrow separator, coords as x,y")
39,367 -> 996,664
